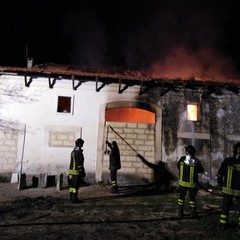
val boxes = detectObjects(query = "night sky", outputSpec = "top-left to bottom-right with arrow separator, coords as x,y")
1,0 -> 240,78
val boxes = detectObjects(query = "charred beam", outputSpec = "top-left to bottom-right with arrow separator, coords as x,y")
160,87 -> 171,96
201,85 -> 217,99
227,85 -> 239,94
139,81 -> 151,95
118,79 -> 128,94
48,77 -> 57,89
159,82 -> 179,96
24,76 -> 33,87
184,81 -> 197,90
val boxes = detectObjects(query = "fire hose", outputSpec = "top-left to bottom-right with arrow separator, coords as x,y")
105,125 -> 109,154
109,125 -> 138,154
198,182 -> 222,197
108,125 -> 223,197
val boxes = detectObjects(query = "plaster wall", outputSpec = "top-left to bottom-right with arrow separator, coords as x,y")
102,122 -> 155,184
1,74 -> 240,186
157,89 -> 240,184
0,75 -> 157,183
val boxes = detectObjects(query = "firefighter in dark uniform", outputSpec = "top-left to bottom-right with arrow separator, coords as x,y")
106,140 -> 121,193
137,154 -> 176,192
177,145 -> 204,218
217,142 -> 240,229
69,138 -> 85,203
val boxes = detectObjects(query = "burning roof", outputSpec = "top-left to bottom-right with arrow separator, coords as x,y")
0,64 -> 240,95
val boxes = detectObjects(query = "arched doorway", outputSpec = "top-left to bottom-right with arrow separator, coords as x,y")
96,101 -> 162,184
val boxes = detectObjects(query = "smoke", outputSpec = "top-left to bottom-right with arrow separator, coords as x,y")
62,11 -> 108,67
1,0 -> 239,79
120,1 -> 238,79
61,1 -> 239,79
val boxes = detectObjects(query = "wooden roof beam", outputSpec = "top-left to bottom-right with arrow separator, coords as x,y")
96,77 -> 106,92
139,81 -> 151,95
72,76 -> 83,90
48,77 -> 57,89
118,79 -> 128,94
24,76 -> 33,87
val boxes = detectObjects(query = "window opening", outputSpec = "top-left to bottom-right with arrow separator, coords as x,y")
57,96 -> 71,113
187,104 -> 198,121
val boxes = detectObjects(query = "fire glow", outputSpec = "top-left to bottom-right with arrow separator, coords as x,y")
105,108 -> 155,124
146,47 -> 237,81
187,104 -> 198,121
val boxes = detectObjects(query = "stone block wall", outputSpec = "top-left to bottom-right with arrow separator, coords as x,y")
0,129 -> 18,174
103,122 -> 155,183
48,131 -> 76,147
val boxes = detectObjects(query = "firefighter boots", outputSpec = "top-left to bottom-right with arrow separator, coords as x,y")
178,205 -> 184,218
110,186 -> 118,194
69,192 -> 73,203
191,208 -> 198,219
71,192 -> 82,203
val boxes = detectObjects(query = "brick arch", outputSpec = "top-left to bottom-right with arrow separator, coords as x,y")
105,107 -> 155,124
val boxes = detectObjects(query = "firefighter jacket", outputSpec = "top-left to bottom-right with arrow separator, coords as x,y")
177,156 -> 204,188
137,154 -> 175,186
69,146 -> 84,176
217,156 -> 240,196
106,141 -> 121,170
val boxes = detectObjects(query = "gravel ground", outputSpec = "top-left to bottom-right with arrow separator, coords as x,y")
0,182 -> 240,240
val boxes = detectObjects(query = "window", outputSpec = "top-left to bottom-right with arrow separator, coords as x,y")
187,104 -> 198,121
57,96 -> 72,113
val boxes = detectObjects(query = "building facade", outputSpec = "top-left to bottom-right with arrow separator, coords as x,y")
0,68 -> 240,187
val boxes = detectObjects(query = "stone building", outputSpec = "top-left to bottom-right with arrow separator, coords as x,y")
0,64 -> 240,187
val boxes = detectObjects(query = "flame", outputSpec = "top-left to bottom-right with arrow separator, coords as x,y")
146,47 -> 237,81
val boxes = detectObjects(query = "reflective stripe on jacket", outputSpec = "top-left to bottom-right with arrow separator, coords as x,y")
177,156 -> 204,188
179,161 -> 197,188
220,160 -> 240,196
69,147 -> 84,175
69,151 -> 79,175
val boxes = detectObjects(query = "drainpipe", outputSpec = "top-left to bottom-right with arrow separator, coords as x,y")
20,124 -> 26,177
209,129 -> 213,180
18,124 -> 26,190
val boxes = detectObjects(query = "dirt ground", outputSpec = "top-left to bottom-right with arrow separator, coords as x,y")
0,182 -> 240,240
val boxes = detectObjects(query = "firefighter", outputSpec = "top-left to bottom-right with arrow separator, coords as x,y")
106,140 -> 121,193
137,154 -> 176,192
69,138 -> 85,203
217,142 -> 240,229
177,145 -> 204,218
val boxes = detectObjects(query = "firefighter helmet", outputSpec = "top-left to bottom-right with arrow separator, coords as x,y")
185,145 -> 196,156
233,142 -> 240,155
75,138 -> 84,146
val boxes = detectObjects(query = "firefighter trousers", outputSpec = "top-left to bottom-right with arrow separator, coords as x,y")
220,194 -> 240,226
178,186 -> 198,210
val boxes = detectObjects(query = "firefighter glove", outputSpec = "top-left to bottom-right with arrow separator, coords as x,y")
217,176 -> 222,186
79,167 -> 86,177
